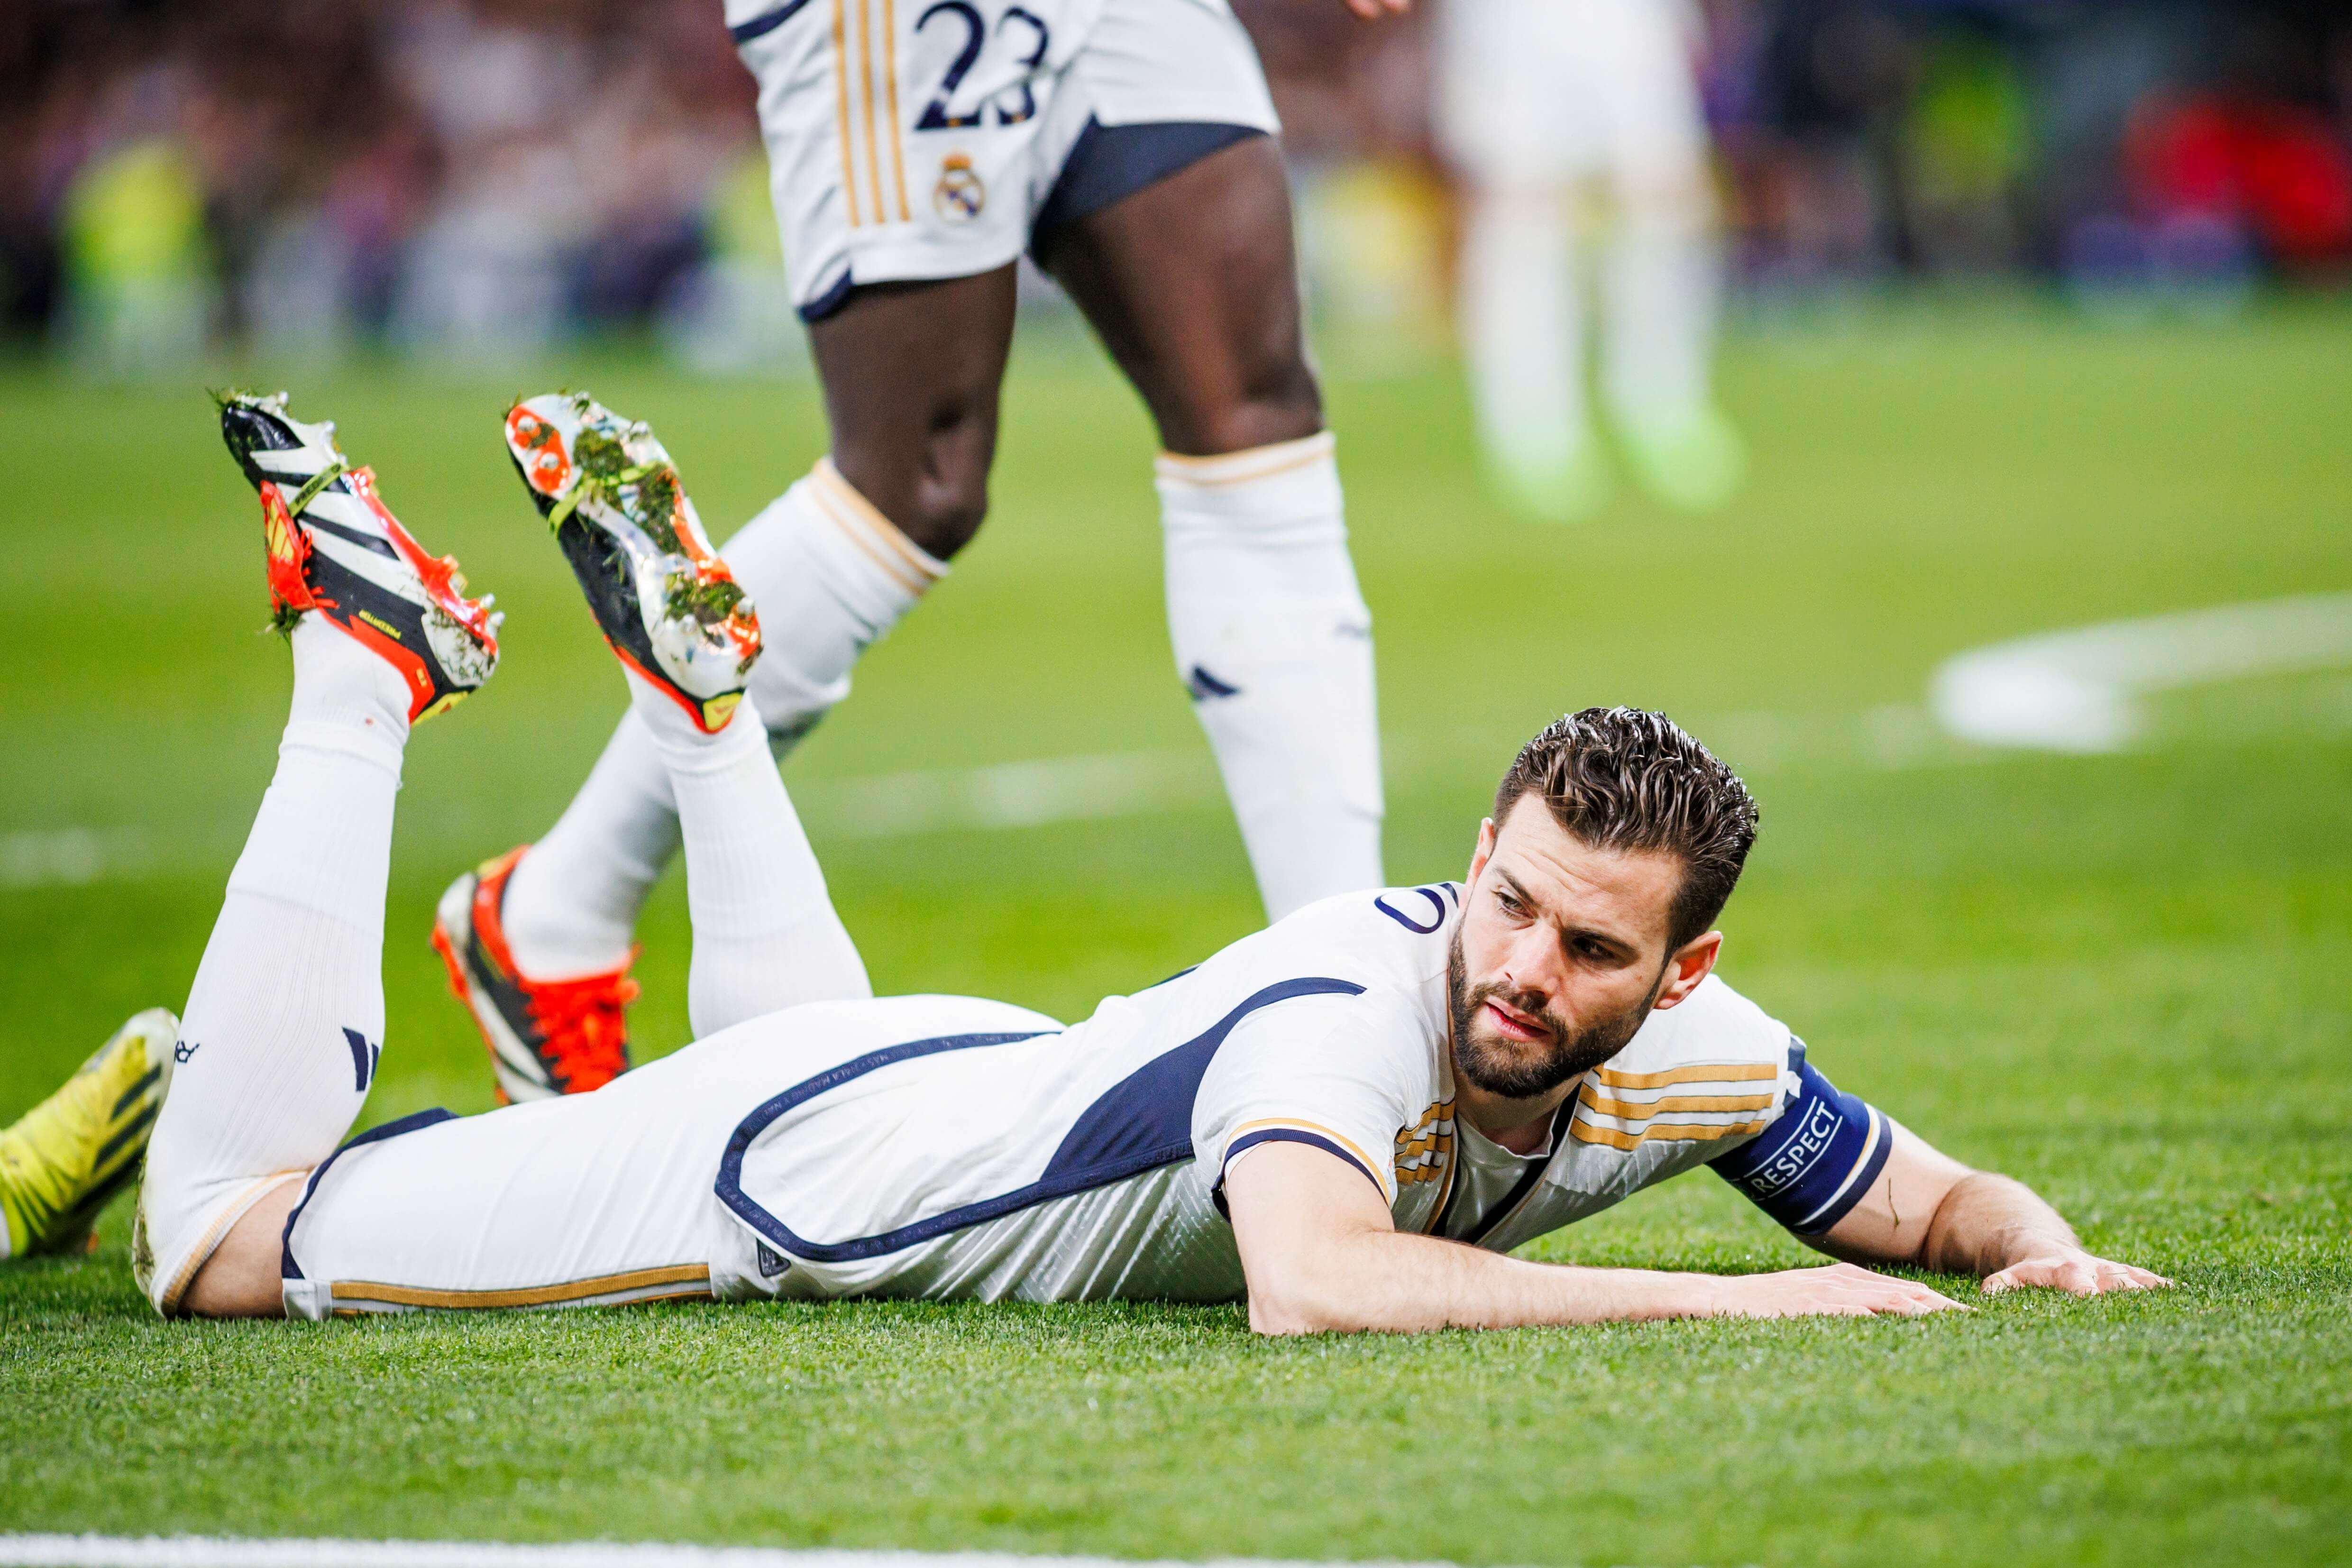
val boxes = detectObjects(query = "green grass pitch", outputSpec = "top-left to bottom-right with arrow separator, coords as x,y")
1,300 -> 2347,1566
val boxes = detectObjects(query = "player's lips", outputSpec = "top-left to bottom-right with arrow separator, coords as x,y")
1483,999 -> 1550,1042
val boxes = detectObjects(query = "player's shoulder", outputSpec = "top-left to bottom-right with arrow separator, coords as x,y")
1559,974 -> 1795,1162
1249,880 -> 1464,979
1599,974 -> 1792,1082
1183,881 -> 1459,1049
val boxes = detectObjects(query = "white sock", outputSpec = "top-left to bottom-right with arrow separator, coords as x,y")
1598,200 -> 1721,435
498,458 -> 940,981
1158,433 -> 1384,921
500,710 -> 679,978
624,676 -> 870,1039
1459,186 -> 1591,484
140,617 -> 408,1313
724,458 -> 947,752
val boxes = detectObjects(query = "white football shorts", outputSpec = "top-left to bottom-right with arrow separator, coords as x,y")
1434,0 -> 1711,189
725,0 -> 1281,319
277,995 -> 1060,1319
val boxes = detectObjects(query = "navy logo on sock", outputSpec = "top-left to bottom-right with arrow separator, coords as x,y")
343,1028 -> 382,1092
1186,665 -> 1242,702
173,1040 -> 200,1064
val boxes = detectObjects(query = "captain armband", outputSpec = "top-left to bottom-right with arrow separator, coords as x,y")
1708,1042 -> 1892,1237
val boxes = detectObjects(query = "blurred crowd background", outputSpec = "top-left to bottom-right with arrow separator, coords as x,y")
5,0 -> 2350,376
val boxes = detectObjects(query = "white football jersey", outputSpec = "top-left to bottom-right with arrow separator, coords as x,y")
714,882 -> 1817,1303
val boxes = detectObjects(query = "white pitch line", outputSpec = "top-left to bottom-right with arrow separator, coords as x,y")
0,1539 -> 1506,1568
1931,591 -> 2352,752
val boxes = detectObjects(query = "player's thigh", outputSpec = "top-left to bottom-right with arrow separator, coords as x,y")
1045,137 -> 1318,457
730,0 -> 1068,547
1591,1 -> 1713,206
274,996 -> 1059,1319
804,267 -> 1017,556
1433,0 -> 1601,190
1033,0 -> 1314,456
277,1064 -> 760,1319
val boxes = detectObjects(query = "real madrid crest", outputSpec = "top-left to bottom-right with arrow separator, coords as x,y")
934,152 -> 985,223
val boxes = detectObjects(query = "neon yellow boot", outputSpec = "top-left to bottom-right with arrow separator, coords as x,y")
0,1008 -> 177,1260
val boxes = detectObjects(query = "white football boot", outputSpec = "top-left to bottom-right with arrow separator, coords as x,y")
219,391 -> 501,722
503,393 -> 760,733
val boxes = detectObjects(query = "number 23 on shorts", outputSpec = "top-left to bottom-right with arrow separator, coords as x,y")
912,0 -> 1052,130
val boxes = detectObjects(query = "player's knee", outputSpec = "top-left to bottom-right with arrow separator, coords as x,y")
830,414 -> 995,559
1615,167 -> 1717,232
1165,353 -> 1323,457
894,463 -> 990,558
170,1177 -> 301,1319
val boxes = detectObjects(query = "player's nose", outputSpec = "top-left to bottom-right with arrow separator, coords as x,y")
1501,926 -> 1566,998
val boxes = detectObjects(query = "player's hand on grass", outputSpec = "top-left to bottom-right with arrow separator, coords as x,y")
1981,1248 -> 2174,1297
1718,1261 -> 1968,1319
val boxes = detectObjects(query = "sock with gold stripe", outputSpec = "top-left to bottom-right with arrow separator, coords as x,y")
498,459 -> 942,982
723,458 -> 947,752
1158,432 -> 1386,922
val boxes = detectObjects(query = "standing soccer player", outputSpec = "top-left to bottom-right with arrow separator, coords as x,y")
1436,0 -> 1745,521
434,0 -> 1410,1103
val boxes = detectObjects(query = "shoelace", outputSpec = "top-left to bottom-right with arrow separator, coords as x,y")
526,970 -> 642,1093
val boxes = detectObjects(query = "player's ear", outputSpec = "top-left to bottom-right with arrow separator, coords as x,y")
1651,931 -> 1722,1011
1467,817 -> 1498,886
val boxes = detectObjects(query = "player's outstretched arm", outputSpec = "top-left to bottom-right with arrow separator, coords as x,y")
1809,1119 -> 2174,1297
1224,1142 -> 1964,1335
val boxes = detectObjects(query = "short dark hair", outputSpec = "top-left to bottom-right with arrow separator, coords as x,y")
1492,707 -> 1760,949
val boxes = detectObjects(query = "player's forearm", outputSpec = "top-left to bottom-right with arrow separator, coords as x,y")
1248,1225 -> 1721,1334
1919,1170 -> 2078,1276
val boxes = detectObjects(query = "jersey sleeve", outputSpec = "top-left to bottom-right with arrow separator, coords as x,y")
1191,994 -> 1425,1210
1708,1039 -> 1892,1236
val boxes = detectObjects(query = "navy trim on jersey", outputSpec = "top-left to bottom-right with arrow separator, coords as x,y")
1210,1128 -> 1385,1219
1709,1042 -> 1890,1236
729,0 -> 813,45
1031,120 -> 1266,254
1374,883 -> 1456,935
715,977 -> 1365,1264
280,1108 -> 457,1280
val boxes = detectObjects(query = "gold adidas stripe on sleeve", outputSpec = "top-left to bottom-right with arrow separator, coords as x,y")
1592,1061 -> 1780,1091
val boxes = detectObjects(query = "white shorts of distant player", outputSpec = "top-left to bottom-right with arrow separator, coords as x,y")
726,0 -> 1280,319
1432,0 -> 1710,193
277,995 -> 1062,1319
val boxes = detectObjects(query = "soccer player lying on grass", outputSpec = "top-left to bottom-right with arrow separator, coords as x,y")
0,392 -> 2172,1325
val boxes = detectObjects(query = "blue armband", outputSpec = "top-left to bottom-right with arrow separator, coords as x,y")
1709,1042 -> 1891,1236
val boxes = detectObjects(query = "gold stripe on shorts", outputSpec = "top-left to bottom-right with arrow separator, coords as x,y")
858,0 -> 887,226
329,1263 -> 712,1311
833,0 -> 861,227
880,0 -> 910,220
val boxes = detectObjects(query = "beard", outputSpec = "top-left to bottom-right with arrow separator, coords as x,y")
1446,926 -> 1665,1100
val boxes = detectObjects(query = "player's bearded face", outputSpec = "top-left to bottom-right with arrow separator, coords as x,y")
1446,925 -> 1665,1099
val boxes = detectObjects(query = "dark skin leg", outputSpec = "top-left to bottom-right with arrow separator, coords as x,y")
1041,133 -> 1324,457
805,265 -> 1018,560
801,133 -> 1319,557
